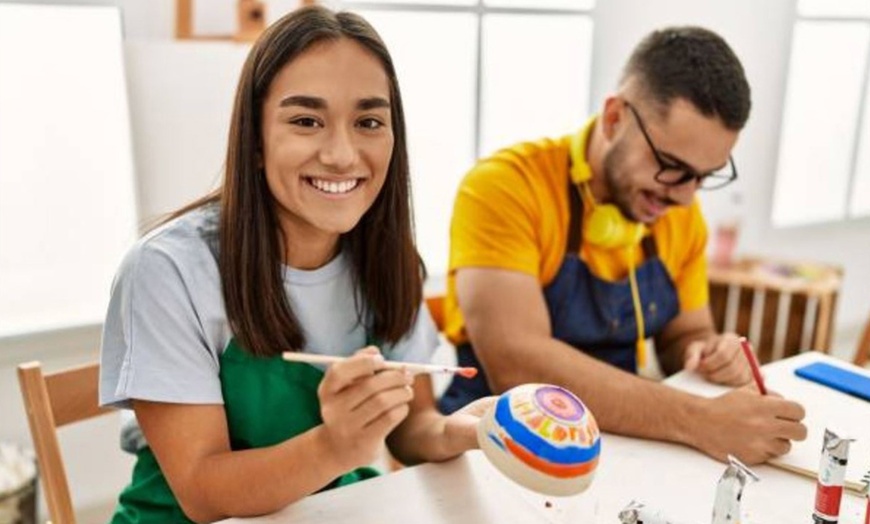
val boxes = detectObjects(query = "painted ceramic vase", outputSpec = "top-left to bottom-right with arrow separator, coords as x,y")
477,383 -> 600,496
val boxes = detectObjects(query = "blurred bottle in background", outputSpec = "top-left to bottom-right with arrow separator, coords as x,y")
711,192 -> 742,267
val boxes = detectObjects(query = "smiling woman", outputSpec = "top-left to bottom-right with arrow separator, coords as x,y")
97,6 -> 495,523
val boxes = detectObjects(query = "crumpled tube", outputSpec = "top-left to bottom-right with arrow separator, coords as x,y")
711,454 -> 759,524
619,499 -> 688,524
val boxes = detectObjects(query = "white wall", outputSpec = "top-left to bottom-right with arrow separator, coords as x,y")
125,41 -> 249,221
2,0 -> 870,518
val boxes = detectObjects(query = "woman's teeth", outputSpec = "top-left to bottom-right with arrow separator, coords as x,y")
308,177 -> 360,194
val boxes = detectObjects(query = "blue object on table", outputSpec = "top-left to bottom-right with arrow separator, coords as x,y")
794,362 -> 870,402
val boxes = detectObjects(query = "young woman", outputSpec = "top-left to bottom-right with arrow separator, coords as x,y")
99,6 -> 491,523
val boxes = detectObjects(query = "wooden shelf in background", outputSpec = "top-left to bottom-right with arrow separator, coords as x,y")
175,0 -> 270,43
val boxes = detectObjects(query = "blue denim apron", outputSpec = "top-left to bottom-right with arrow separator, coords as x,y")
439,181 -> 680,414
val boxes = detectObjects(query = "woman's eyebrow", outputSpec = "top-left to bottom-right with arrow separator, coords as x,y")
357,97 -> 390,111
279,94 -> 325,109
277,95 -> 390,111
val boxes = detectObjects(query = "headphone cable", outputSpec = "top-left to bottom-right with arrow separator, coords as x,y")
627,245 -> 647,369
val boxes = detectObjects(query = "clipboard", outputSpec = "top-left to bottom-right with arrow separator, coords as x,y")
766,358 -> 870,493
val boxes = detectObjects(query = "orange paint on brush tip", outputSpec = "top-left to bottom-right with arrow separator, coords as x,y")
457,367 -> 478,379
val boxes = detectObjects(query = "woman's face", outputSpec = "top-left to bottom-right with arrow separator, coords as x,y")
260,37 -> 394,260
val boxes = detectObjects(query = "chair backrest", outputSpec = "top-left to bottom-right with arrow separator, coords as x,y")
708,257 -> 843,364
17,361 -> 111,524
855,313 -> 870,367
425,294 -> 446,333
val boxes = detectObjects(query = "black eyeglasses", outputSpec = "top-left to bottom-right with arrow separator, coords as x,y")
624,101 -> 738,190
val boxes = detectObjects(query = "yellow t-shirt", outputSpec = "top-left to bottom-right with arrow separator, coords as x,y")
445,124 -> 709,346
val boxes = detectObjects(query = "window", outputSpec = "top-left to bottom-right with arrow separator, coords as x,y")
336,1 -> 595,275
0,5 -> 138,337
773,1 -> 870,226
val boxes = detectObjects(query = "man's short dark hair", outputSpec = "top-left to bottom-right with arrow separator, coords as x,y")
621,26 -> 751,131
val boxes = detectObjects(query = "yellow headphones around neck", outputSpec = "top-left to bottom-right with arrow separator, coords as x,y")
569,119 -> 649,369
569,121 -> 646,250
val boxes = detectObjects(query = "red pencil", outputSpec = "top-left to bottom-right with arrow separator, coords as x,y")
739,337 -> 767,395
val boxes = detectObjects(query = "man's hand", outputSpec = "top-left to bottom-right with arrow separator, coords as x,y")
691,385 -> 807,465
683,333 -> 753,386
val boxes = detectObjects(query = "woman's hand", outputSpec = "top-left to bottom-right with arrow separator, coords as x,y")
317,346 -> 414,471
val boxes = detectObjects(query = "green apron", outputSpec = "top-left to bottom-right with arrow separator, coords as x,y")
110,339 -> 380,523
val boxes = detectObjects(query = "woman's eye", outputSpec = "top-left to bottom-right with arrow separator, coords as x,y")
290,117 -> 321,128
358,118 -> 384,130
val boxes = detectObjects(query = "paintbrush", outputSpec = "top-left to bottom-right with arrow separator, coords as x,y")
281,352 -> 479,379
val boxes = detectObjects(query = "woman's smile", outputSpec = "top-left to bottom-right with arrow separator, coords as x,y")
304,176 -> 365,197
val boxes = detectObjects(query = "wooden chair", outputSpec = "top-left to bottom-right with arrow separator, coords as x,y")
855,313 -> 870,367
17,361 -> 112,524
425,294 -> 446,333
708,257 -> 843,364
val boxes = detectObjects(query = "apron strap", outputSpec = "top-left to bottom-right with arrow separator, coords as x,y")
641,235 -> 657,258
567,178 -> 584,254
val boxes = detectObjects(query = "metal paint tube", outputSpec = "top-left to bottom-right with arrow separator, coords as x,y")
814,428 -> 854,524
618,500 -> 685,524
711,454 -> 759,524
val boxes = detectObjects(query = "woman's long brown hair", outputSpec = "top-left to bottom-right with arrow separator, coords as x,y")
169,6 -> 423,357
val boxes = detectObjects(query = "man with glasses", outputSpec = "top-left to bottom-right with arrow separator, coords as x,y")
439,26 -> 806,465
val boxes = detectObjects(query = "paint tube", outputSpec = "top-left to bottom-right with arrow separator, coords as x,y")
618,500 -> 685,524
711,454 -> 759,524
814,428 -> 854,524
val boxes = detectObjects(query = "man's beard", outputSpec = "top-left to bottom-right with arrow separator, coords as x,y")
601,140 -> 641,223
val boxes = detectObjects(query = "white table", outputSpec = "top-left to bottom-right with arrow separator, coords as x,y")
219,352 -> 870,523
